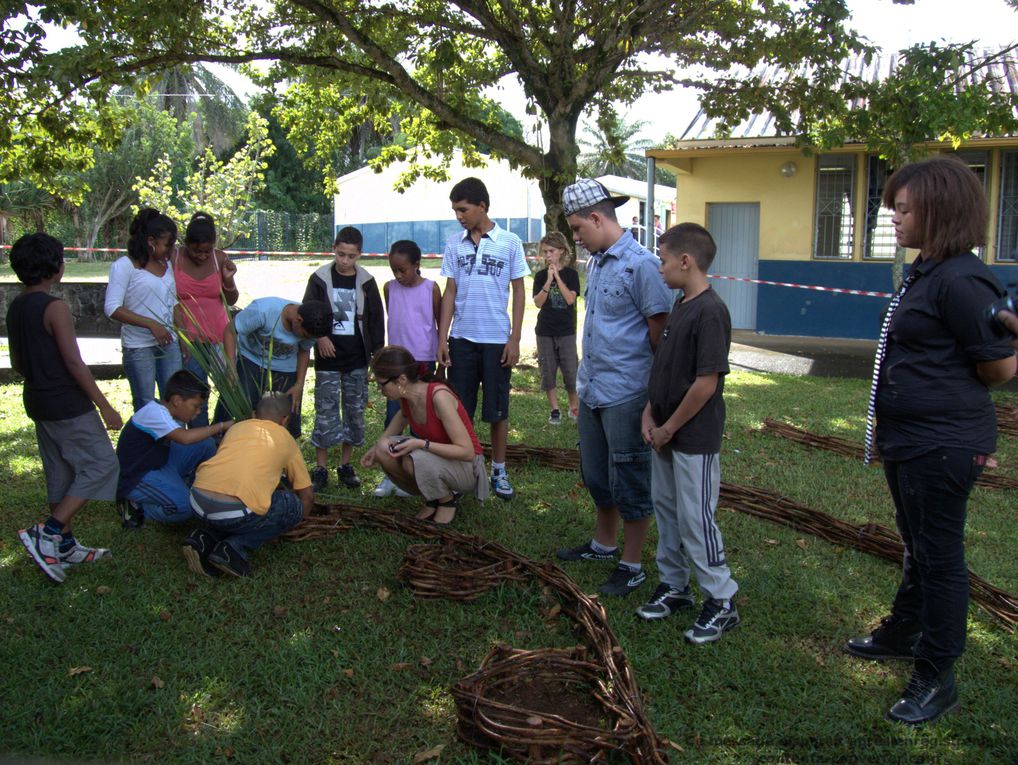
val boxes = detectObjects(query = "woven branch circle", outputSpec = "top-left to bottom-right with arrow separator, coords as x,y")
453,644 -> 643,763
398,541 -> 528,601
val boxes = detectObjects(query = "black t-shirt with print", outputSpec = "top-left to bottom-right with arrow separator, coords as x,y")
647,287 -> 731,454
316,269 -> 365,373
533,267 -> 580,337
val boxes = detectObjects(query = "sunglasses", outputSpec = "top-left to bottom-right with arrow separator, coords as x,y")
374,376 -> 398,389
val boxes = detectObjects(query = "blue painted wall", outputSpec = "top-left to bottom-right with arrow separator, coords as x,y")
754,260 -> 1018,339
337,218 -> 544,255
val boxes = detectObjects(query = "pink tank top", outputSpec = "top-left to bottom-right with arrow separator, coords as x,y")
387,278 -> 437,362
173,249 -> 230,343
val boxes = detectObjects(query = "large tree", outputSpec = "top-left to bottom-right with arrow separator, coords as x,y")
2,0 -> 868,232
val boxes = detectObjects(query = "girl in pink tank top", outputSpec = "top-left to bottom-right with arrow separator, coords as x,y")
173,212 -> 240,426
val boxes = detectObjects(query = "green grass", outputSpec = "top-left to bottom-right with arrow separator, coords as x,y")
1,370 -> 1017,763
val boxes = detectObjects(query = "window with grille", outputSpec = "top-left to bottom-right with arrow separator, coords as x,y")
998,151 -> 1018,262
813,155 -> 855,259
864,156 -> 895,260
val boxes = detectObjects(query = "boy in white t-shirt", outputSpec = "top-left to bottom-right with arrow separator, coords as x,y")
436,177 -> 530,500
116,370 -> 234,528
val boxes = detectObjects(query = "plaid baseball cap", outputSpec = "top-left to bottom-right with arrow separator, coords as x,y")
562,179 -> 630,217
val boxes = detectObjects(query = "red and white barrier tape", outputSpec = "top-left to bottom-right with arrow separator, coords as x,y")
1,245 -> 893,299
706,273 -> 892,299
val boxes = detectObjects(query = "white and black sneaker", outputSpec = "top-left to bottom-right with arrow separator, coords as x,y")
598,564 -> 647,597
685,598 -> 740,644
548,409 -> 562,425
635,583 -> 695,620
556,541 -> 617,562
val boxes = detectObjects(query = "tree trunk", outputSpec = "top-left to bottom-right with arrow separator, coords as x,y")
539,111 -> 581,238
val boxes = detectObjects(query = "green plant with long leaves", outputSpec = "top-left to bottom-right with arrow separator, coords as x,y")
170,299 -> 252,422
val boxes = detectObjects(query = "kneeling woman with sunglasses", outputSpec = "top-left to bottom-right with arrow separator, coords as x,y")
361,345 -> 489,524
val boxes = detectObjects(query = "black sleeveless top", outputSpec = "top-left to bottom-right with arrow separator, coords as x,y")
6,291 -> 93,421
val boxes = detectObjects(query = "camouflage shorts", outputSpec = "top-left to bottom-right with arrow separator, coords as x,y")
311,368 -> 369,449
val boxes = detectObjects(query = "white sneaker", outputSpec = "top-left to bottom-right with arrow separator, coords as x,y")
394,485 -> 412,498
373,476 -> 396,497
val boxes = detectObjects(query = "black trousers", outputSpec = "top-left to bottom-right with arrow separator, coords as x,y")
883,447 -> 984,669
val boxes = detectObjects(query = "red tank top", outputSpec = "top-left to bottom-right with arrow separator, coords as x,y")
401,382 -> 482,455
173,249 -> 230,342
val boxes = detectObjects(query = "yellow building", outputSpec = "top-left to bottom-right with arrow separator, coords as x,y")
647,58 -> 1018,338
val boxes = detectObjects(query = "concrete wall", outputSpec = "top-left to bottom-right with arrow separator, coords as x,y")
0,282 -> 118,337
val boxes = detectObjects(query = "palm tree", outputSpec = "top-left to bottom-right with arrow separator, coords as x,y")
577,114 -> 655,180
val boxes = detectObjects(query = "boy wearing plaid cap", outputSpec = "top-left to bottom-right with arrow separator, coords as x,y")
555,179 -> 673,597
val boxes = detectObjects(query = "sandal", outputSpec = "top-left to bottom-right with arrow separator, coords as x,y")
432,493 -> 460,526
416,498 -> 439,522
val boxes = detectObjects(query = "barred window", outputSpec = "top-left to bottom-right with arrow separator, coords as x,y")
998,151 -> 1018,262
864,156 -> 895,260
813,155 -> 855,259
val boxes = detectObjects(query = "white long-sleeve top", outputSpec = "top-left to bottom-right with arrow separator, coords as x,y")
104,256 -> 178,349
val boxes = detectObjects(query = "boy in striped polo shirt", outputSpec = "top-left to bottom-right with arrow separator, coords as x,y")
437,177 -> 530,500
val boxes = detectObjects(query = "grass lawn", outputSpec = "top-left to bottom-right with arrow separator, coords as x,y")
1,366 -> 1017,764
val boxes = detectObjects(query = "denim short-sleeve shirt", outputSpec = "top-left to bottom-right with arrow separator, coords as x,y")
577,231 -> 674,408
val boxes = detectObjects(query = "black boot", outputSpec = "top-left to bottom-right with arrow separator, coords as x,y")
886,659 -> 959,726
844,614 -> 921,661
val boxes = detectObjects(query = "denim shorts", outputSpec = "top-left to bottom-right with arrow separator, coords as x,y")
577,394 -> 653,520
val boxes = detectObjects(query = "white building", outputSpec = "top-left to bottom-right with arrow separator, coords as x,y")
334,153 -> 675,254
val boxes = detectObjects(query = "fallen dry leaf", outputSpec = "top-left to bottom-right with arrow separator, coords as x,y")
159,610 -> 172,622
412,744 -> 445,763
764,539 -> 780,546
390,662 -> 412,671
68,666 -> 92,677
151,676 -> 165,689
331,649 -> 340,658
419,656 -> 433,667
795,539 -> 808,550
546,604 -> 562,619
272,605 -> 287,618
668,740 -> 685,753
376,586 -> 391,602
343,668 -> 354,678
95,586 -> 111,595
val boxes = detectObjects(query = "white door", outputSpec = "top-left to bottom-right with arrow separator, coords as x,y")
706,203 -> 760,330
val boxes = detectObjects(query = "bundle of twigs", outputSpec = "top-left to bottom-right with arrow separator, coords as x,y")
760,418 -> 1018,490
282,502 -> 669,763
453,645 -> 642,763
480,442 -> 1018,630
482,443 -> 581,471
717,482 -> 1018,630
398,541 -> 528,600
996,403 -> 1018,436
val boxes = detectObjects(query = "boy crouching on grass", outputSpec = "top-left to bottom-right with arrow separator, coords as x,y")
637,223 -> 740,644
184,392 -> 313,578
10,233 -> 123,583
116,370 -> 233,528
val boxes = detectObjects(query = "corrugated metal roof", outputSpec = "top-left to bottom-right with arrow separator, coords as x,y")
678,49 -> 1018,143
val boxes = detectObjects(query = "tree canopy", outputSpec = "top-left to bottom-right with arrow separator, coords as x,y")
1,0 -> 871,230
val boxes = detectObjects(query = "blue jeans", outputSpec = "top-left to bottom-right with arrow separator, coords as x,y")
124,343 -> 183,412
128,439 -> 217,524
577,394 -> 653,521
884,448 -> 983,669
200,490 -> 304,559
237,355 -> 302,439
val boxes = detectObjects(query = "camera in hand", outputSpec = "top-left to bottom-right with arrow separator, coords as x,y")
387,436 -> 410,453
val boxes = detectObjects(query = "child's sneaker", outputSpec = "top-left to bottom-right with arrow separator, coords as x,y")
635,583 -> 695,620
598,564 -> 647,597
490,472 -> 515,501
548,409 -> 562,425
59,541 -> 112,566
207,540 -> 253,578
337,463 -> 361,489
182,528 -> 221,578
310,466 -> 328,492
18,524 -> 66,583
117,497 -> 144,529
685,598 -> 740,644
373,476 -> 411,498
556,541 -> 617,562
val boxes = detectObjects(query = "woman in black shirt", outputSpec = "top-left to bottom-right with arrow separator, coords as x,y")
843,156 -> 1015,725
